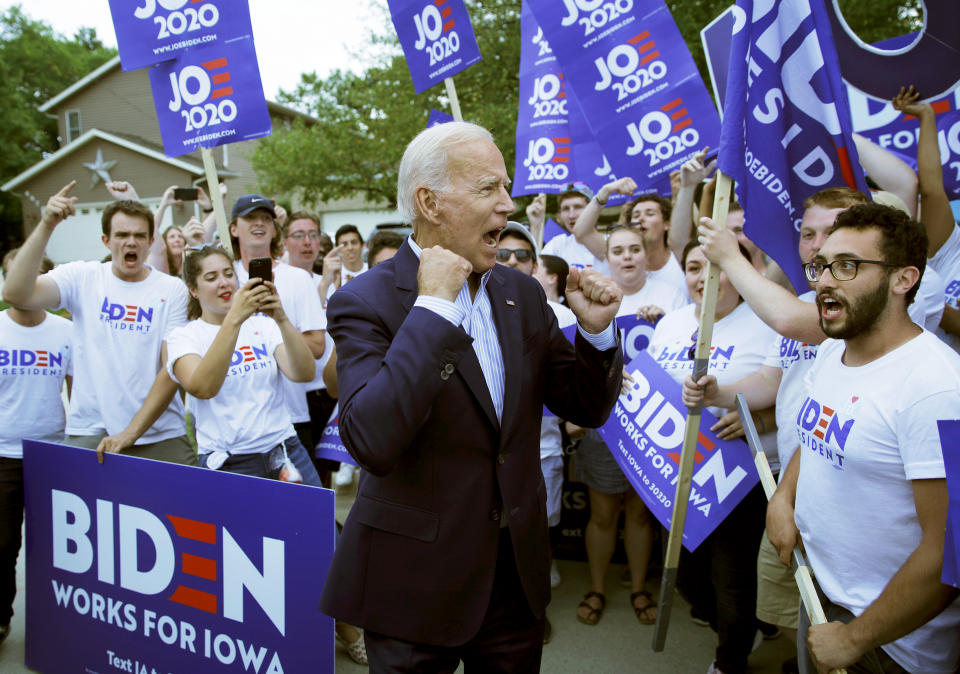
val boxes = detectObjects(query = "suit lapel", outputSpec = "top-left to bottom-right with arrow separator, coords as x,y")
487,270 -> 521,443
396,242 -> 499,430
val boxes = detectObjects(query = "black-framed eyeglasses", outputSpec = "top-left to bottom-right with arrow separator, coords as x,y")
802,259 -> 898,282
287,232 -> 320,241
496,248 -> 534,263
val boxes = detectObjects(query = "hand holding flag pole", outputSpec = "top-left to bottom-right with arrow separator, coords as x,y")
734,393 -> 847,674
652,170 -> 731,651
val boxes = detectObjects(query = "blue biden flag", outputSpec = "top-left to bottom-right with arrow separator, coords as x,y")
717,0 -> 869,291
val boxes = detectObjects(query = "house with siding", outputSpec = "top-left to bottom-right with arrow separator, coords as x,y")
2,56 -> 398,262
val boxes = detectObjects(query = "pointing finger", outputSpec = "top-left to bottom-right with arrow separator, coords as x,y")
57,181 -> 77,198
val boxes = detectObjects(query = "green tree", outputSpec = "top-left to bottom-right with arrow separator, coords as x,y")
252,0 -> 922,212
0,5 -> 116,246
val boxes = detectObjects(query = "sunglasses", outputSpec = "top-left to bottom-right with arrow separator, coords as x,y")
496,248 -> 534,263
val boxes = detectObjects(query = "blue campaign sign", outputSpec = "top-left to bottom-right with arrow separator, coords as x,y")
616,312 -> 657,361
939,420 -> 960,588
22,439 -> 335,674
700,4 -> 741,116
149,36 -> 272,158
388,0 -> 483,94
597,351 -> 759,551
315,406 -> 358,467
717,0 -> 870,293
527,0 -> 722,196
427,108 -> 454,128
108,0 -> 253,72
514,2 -> 626,198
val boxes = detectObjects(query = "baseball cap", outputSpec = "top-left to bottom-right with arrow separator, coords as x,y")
501,221 -> 539,261
231,194 -> 277,220
560,181 -> 595,202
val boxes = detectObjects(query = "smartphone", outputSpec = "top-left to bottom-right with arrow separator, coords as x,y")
174,187 -> 198,201
704,148 -> 719,165
248,257 -> 273,285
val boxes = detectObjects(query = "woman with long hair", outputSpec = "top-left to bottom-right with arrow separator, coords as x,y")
574,227 -> 687,628
165,246 -> 322,484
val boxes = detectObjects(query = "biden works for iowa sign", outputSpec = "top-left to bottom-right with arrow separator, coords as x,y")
22,440 -> 335,674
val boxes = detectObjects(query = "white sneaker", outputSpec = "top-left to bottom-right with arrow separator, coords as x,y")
706,662 -> 727,674
549,560 -> 562,588
334,463 -> 355,488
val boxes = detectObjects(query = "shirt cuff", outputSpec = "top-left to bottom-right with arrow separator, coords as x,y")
414,296 -> 465,327
577,321 -> 617,351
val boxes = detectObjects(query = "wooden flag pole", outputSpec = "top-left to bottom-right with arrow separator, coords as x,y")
444,77 -> 463,122
200,147 -> 232,257
734,394 -> 847,674
652,170 -> 732,652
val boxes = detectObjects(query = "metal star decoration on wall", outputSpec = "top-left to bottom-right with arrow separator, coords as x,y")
83,149 -> 118,189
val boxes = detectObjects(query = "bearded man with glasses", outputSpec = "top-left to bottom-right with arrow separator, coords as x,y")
764,203 -> 960,674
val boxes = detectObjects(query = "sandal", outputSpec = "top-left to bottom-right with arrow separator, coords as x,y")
576,591 -> 606,625
336,627 -> 368,665
631,590 -> 658,625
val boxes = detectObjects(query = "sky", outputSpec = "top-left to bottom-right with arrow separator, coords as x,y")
2,0 -> 393,100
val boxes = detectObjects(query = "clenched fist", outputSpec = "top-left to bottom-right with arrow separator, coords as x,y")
565,267 -> 622,334
418,246 -> 471,302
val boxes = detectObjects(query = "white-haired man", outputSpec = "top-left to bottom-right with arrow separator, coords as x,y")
319,121 -> 624,671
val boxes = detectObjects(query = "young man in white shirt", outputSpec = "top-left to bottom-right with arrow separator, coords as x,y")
2,182 -> 194,465
319,224 -> 369,304
0,249 -> 73,643
766,203 -> 960,674
230,195 -> 326,457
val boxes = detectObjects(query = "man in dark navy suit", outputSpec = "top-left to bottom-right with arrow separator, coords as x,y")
320,121 -> 624,672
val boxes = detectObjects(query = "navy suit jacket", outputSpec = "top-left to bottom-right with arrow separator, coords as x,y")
319,242 -> 622,646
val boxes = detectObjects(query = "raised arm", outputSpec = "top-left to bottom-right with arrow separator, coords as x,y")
669,147 -> 715,260
525,193 -> 546,248
147,186 -> 179,273
892,85 -> 956,256
852,132 -> 918,217
697,217 -> 825,344
2,182 -> 75,309
573,176 -> 637,260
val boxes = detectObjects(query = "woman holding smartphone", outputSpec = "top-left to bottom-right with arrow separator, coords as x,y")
165,245 -> 322,484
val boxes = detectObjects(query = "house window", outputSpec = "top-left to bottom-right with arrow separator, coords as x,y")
66,110 -> 82,142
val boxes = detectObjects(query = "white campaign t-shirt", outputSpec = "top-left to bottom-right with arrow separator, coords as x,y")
647,302 -> 780,469
235,261 -> 326,423
542,232 -> 610,274
910,265 -> 945,333
540,300 -> 577,460
48,261 -> 187,441
0,311 -> 73,457
929,224 -> 960,351
166,316 -> 294,455
763,290 -> 818,473
645,252 -> 687,298
795,333 -> 960,673
617,277 -> 689,318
